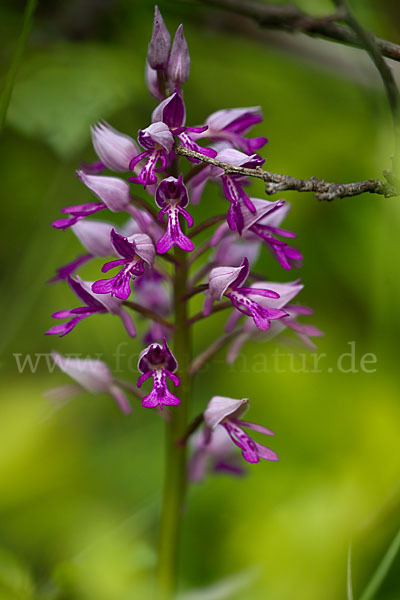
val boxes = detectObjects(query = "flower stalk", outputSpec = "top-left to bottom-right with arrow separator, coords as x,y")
157,246 -> 192,598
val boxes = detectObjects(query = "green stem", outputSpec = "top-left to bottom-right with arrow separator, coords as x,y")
0,0 -> 37,133
157,246 -> 191,599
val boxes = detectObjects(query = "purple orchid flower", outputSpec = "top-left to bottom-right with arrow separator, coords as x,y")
155,175 -> 194,253
241,198 -> 303,269
211,198 -> 302,270
205,257 -> 288,330
49,219 -> 116,283
91,229 -> 155,300
191,106 -> 268,155
187,147 -> 265,232
203,396 -> 278,464
48,352 -> 131,414
48,214 -> 157,283
129,122 -> 175,188
137,338 -> 180,409
152,91 -> 217,161
227,302 -> 323,364
189,426 -> 245,482
129,92 -> 216,188
46,276 -> 136,337
218,149 -> 265,233
222,280 -> 322,361
48,254 -> 93,284
52,171 -> 131,230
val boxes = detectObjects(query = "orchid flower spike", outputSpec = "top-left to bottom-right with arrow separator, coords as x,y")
203,396 -> 278,464
92,229 -> 155,300
137,338 -> 180,409
48,352 -> 131,414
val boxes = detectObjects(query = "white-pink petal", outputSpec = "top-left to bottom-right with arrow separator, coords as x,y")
204,395 -> 249,430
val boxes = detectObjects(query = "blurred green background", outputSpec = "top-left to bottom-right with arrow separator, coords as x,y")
1,0 -> 400,598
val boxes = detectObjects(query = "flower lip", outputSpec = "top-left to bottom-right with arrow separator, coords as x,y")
204,396 -> 249,430
74,276 -> 120,314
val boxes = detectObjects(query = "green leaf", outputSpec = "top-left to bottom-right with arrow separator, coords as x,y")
6,43 -> 143,158
360,528 -> 400,600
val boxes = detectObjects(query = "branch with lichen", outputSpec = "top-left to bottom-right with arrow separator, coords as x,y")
174,144 -> 399,201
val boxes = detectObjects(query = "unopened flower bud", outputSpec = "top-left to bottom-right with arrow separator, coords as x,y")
168,25 -> 190,88
147,6 -> 171,70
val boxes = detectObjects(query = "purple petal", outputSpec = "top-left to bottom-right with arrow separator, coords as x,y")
45,319 -> 81,337
152,91 -> 186,129
233,418 -> 275,436
101,258 -> 129,273
91,269 -> 132,300
48,254 -> 92,283
67,276 -> 101,308
111,228 -> 136,259
253,441 -> 279,462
